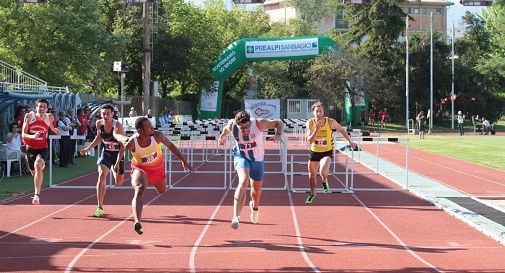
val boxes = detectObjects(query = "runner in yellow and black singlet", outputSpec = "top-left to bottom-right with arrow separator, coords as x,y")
305,102 -> 356,204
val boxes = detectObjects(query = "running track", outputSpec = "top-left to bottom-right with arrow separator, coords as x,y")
1,143 -> 505,272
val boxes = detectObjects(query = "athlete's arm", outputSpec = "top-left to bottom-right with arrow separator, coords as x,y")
21,112 -> 36,139
330,118 -> 356,149
48,114 -> 61,135
81,120 -> 103,154
217,119 -> 233,146
257,119 -> 284,143
155,131 -> 193,172
114,122 -> 126,164
306,119 -> 320,144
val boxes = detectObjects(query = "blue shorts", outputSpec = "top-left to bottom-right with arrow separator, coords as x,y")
234,156 -> 264,181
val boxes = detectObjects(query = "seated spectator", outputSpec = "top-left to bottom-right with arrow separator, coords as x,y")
6,122 -> 30,174
128,107 -> 138,117
146,109 -> 153,118
482,118 -> 491,135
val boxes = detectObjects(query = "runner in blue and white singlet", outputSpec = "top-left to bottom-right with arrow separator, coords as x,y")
219,111 -> 284,229
231,119 -> 264,162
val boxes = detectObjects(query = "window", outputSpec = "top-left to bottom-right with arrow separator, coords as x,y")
435,8 -> 442,15
335,8 -> 349,29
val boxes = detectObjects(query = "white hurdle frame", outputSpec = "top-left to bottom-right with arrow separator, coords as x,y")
227,135 -> 288,191
49,134 -> 92,188
345,136 -> 410,192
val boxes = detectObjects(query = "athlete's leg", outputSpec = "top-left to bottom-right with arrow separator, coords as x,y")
250,179 -> 262,209
32,156 -> 45,196
234,167 -> 250,219
154,178 -> 167,194
131,169 -> 148,234
319,156 -> 332,182
307,160 -> 319,195
111,158 -> 125,186
96,164 -> 110,209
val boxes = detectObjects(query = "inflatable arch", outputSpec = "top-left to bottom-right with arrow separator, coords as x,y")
198,36 -> 338,119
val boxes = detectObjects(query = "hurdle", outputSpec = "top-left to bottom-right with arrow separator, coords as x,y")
343,136 -> 410,192
167,138 -> 229,190
227,135 -> 288,191
49,134 -> 95,189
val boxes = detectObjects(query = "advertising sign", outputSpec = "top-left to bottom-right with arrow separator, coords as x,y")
245,99 -> 280,119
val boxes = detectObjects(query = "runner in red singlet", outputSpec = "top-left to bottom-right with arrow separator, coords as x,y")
21,99 -> 61,205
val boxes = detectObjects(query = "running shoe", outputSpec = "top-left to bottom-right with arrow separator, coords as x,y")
32,194 -> 40,205
231,216 -> 240,229
249,201 -> 259,224
305,194 -> 315,204
93,207 -> 104,218
322,179 -> 330,193
134,222 -> 143,235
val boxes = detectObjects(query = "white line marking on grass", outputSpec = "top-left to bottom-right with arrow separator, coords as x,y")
189,188 -> 229,273
287,190 -> 320,273
0,194 -> 96,240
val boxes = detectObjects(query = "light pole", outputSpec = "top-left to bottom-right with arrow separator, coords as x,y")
405,15 -> 410,132
429,11 -> 433,134
451,21 -> 455,129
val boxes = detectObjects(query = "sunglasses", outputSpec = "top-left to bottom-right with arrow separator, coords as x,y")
238,122 -> 251,131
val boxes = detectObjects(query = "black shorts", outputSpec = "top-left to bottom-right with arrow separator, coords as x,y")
98,150 -> 125,174
26,147 -> 49,171
309,150 -> 333,162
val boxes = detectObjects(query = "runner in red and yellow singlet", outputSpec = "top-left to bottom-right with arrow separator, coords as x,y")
114,117 -> 193,235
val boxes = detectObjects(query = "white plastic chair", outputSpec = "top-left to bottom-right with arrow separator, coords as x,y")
0,145 -> 22,177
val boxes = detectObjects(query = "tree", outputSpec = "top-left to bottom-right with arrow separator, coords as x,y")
0,0 -> 124,93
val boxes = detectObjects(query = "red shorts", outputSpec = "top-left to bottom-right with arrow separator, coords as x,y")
131,162 -> 166,186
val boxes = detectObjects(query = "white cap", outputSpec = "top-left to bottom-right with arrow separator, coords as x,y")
458,111 -> 462,115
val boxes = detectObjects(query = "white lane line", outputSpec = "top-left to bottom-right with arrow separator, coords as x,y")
64,166 -> 198,273
189,188 -> 229,273
287,190 -> 320,273
0,194 -> 96,240
332,174 -> 445,273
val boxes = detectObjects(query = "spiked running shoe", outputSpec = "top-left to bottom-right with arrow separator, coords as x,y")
32,194 -> 40,205
231,216 -> 240,229
93,207 -> 104,218
305,194 -> 315,205
249,201 -> 259,224
322,179 -> 330,193
134,222 -> 143,235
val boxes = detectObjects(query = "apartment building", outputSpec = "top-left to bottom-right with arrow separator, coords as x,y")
262,0 -> 453,37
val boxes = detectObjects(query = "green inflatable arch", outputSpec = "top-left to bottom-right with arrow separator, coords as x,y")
198,36 -> 338,119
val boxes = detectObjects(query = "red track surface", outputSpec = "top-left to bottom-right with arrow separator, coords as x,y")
2,142 -> 505,272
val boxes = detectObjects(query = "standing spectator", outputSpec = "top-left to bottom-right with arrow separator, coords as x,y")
57,111 -> 72,167
129,107 -> 138,117
369,108 -> 375,127
457,111 -> 465,136
417,111 -> 427,139
15,106 -> 26,133
67,108 -> 81,165
146,109 -> 153,119
6,122 -> 30,174
379,108 -> 388,129
360,107 -> 366,126
78,108 -> 90,137
482,118 -> 491,135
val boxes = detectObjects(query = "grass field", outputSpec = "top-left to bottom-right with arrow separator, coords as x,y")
0,156 -> 97,201
405,135 -> 505,171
